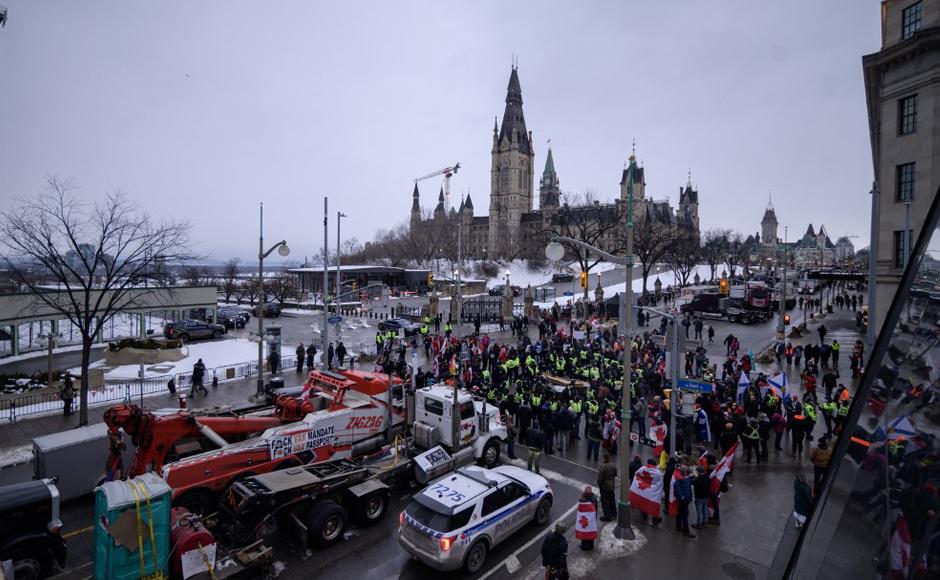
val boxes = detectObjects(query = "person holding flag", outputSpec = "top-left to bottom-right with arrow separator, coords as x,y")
668,464 -> 695,538
574,486 -> 599,551
708,441 -> 739,525
629,458 -> 665,524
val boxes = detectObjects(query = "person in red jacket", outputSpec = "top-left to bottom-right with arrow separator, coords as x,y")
771,410 -> 787,451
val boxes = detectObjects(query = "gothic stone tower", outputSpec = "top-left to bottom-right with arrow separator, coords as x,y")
489,66 -> 535,258
761,201 -> 779,247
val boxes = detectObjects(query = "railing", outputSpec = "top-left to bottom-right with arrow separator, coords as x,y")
0,356 -> 297,423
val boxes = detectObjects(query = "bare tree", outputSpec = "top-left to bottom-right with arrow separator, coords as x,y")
702,228 -> 731,282
269,270 -> 298,306
221,258 -> 240,302
726,232 -> 744,278
182,264 -> 211,286
667,230 -> 702,287
0,177 -> 190,425
541,191 -> 628,301
633,219 -> 675,294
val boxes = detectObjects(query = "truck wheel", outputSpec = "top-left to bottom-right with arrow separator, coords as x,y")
174,489 -> 217,516
354,490 -> 389,526
7,549 -> 50,580
307,500 -> 349,548
463,540 -> 488,574
533,497 -> 553,526
479,439 -> 500,468
728,315 -> 738,323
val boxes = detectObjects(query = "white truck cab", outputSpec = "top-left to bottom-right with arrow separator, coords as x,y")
410,384 -> 506,483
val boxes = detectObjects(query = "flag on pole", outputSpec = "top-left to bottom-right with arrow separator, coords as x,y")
650,423 -> 668,457
574,500 -> 598,541
736,372 -> 751,401
667,467 -> 685,517
710,441 -> 739,494
890,514 -> 912,578
628,465 -> 664,518
765,372 -> 788,398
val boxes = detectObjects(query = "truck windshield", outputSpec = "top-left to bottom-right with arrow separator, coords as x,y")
459,402 -> 475,420
406,502 -> 473,532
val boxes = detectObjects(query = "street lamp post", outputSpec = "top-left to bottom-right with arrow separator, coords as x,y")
257,202 -> 290,396
777,226 -> 788,340
336,211 -> 347,315
321,198 -> 329,366
546,232 -> 636,540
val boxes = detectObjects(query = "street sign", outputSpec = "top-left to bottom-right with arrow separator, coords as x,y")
637,436 -> 657,448
327,315 -> 344,325
563,291 -> 574,297
629,432 -> 639,442
678,378 -> 714,393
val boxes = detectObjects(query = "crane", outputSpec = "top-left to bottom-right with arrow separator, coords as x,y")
415,163 -> 460,210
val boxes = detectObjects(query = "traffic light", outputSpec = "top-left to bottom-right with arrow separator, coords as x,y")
579,271 -> 588,289
719,278 -> 729,295
784,313 -> 791,325
427,272 -> 434,286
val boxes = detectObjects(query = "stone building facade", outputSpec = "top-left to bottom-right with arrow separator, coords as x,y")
410,66 -> 700,259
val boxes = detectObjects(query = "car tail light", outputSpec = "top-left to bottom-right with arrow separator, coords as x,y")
399,511 -> 405,526
439,535 -> 455,552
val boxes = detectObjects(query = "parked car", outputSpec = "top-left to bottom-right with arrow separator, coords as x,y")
252,303 -> 282,317
217,307 -> 248,328
219,306 -> 250,323
488,284 -> 521,297
163,319 -> 226,342
0,477 -> 68,580
399,465 -> 553,573
551,273 -> 574,283
378,318 -> 420,336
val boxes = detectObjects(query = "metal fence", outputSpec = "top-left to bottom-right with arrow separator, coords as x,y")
0,356 -> 297,423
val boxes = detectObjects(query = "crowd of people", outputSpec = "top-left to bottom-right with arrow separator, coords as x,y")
359,282 -> 868,578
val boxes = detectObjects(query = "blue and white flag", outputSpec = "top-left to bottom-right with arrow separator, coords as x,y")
874,415 -> 916,441
764,372 -> 788,397
736,371 -> 751,401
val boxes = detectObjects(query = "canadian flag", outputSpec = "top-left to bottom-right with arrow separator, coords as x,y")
574,500 -> 598,541
710,441 -> 739,494
890,514 -> 912,579
650,423 -> 668,457
628,465 -> 664,518
667,468 -> 684,517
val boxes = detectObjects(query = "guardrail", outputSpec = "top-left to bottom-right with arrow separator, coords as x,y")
0,356 -> 298,423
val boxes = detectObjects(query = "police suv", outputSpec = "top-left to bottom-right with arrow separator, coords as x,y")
398,465 -> 553,573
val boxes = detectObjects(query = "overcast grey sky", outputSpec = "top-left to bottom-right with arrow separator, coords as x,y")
0,1 -> 879,263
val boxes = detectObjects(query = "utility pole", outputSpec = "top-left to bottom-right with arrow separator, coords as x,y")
321,198 -> 329,366
335,211 -> 347,316
452,222 -> 463,450
615,154 -> 637,541
867,182 -> 879,355
777,226 -> 788,340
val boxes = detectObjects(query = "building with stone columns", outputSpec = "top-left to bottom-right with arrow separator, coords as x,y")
409,66 -> 700,259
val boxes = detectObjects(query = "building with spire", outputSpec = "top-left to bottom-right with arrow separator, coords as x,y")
409,65 -> 701,259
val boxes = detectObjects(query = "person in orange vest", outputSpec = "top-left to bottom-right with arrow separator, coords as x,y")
785,342 -> 794,366
575,485 -> 599,551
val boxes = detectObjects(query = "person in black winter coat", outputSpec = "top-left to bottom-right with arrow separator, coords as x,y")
629,455 -> 643,481
541,411 -> 556,455
517,403 -> 532,444
525,421 -> 545,474
306,344 -> 317,369
541,524 -> 569,579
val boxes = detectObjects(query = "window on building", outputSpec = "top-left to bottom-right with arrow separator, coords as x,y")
894,229 -> 913,267
902,2 -> 923,40
896,162 -> 915,202
898,95 -> 918,135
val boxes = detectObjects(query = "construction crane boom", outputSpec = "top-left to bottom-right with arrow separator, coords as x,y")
414,162 -> 460,210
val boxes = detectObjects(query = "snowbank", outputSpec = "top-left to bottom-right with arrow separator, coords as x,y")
74,338 -> 296,380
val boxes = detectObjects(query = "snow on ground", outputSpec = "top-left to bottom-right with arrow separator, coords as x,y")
533,263 -> 727,309
0,443 -> 33,468
74,338 -> 296,380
